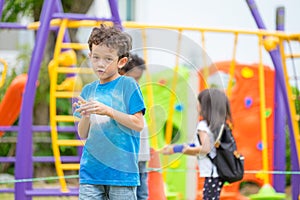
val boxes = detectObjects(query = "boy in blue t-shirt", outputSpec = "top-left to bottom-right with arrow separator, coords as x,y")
74,24 -> 145,200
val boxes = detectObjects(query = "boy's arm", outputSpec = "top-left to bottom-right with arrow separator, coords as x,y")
107,109 -> 144,132
77,116 -> 90,139
73,96 -> 90,139
75,100 -> 144,132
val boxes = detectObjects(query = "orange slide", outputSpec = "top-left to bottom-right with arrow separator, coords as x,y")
0,74 -> 28,137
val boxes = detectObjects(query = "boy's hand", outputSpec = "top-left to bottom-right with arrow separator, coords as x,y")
73,96 -> 86,109
74,96 -> 90,117
75,99 -> 110,117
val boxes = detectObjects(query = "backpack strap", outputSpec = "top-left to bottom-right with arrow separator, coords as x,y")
214,123 -> 225,148
206,154 -> 215,177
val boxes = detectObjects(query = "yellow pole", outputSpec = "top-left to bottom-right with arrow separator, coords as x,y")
0,58 -> 8,88
201,31 -> 209,90
49,18 -> 68,192
165,30 -> 182,145
163,30 -> 182,180
141,29 -> 159,150
258,35 -> 269,184
227,33 -> 238,97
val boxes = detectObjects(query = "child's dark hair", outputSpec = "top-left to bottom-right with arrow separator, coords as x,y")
88,24 -> 132,59
119,53 -> 146,74
198,88 -> 232,136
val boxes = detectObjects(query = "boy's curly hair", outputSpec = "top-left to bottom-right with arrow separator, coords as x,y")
88,24 -> 132,59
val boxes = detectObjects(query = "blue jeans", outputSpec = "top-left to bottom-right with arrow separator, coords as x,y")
136,161 -> 148,200
79,184 -> 137,200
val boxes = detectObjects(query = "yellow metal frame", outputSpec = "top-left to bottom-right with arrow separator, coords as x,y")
257,35 -> 270,184
163,30 -> 183,180
165,30 -> 182,146
201,31 -> 209,89
141,29 -> 158,150
279,38 -> 300,167
0,58 -> 8,88
49,18 -> 69,192
48,18 -> 90,192
226,33 -> 238,97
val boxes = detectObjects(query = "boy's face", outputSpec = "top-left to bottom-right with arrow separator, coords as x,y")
89,44 -> 128,84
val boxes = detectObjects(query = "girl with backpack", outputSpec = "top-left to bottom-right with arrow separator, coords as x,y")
161,88 -> 233,200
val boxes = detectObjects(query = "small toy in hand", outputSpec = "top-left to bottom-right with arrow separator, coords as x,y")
73,96 -> 86,110
75,104 -> 81,109
173,143 -> 196,153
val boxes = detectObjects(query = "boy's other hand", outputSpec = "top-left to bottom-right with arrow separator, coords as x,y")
75,100 -> 110,117
73,96 -> 87,109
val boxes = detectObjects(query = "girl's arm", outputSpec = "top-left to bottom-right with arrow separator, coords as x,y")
178,130 -> 212,156
161,129 -> 212,156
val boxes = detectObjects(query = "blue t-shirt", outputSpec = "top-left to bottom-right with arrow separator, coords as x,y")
76,76 -> 145,186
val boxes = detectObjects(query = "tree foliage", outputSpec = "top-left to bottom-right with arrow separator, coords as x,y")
1,0 -> 93,22
1,0 -> 34,22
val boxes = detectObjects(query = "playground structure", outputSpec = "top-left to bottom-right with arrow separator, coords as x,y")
0,0 -> 300,200
132,22 -> 299,199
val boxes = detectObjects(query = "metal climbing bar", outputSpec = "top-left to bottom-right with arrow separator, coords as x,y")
278,38 -> 300,165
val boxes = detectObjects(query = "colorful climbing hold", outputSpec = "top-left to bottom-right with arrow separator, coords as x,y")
158,79 -> 167,85
265,108 -> 272,118
245,96 -> 253,108
241,67 -> 254,79
257,141 -> 263,151
175,104 -> 184,112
